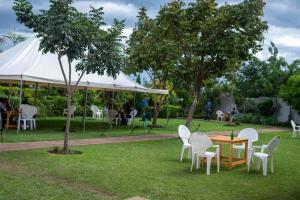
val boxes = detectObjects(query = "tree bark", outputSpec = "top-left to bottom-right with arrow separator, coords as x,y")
186,74 -> 202,128
152,101 -> 161,126
64,87 -> 72,153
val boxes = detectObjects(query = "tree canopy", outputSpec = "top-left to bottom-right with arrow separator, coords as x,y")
126,7 -> 182,125
143,0 -> 268,126
13,0 -> 125,153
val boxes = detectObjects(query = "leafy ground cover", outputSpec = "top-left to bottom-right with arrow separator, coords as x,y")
1,117 -> 266,143
0,132 -> 299,200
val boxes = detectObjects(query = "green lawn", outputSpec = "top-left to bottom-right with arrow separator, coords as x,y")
1,117 -> 267,143
0,132 -> 299,200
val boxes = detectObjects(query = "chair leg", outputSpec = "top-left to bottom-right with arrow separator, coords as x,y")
217,154 -> 220,173
256,158 -> 260,170
188,148 -> 191,159
292,131 -> 295,138
190,154 -> 195,172
24,120 -> 27,130
17,119 -> 21,131
180,146 -> 185,161
247,150 -> 252,172
206,157 -> 212,175
263,158 -> 267,176
196,157 -> 200,169
270,157 -> 274,173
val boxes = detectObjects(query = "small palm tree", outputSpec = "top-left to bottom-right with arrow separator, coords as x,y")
4,32 -> 26,46
0,36 -> 4,52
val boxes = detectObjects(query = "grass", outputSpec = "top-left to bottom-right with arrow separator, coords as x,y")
0,132 -> 299,200
1,117 -> 267,143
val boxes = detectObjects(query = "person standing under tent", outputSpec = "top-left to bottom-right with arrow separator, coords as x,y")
204,101 -> 212,120
0,99 -> 7,136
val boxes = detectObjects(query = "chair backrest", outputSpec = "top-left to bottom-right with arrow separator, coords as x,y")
70,106 -> 76,114
291,120 -> 296,131
20,104 -> 38,119
107,109 -> 118,121
189,133 -> 213,157
216,110 -> 223,117
178,125 -> 191,145
266,136 -> 280,154
130,109 -> 138,118
91,105 -> 100,113
238,128 -> 259,142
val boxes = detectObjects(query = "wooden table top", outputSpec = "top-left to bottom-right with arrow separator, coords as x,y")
5,110 -> 18,115
209,135 -> 248,143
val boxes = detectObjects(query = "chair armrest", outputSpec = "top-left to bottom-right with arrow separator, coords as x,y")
253,144 -> 268,153
212,144 -> 220,154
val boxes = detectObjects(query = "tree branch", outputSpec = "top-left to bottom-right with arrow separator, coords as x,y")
58,55 -> 68,87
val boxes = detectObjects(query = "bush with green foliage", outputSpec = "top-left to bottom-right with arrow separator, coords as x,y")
257,99 -> 276,116
159,105 -> 184,118
280,74 -> 300,111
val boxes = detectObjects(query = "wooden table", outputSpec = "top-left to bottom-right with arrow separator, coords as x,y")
209,135 -> 248,170
5,110 -> 18,129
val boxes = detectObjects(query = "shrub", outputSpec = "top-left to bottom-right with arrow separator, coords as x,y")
159,105 -> 184,118
234,113 -> 260,124
257,99 -> 276,116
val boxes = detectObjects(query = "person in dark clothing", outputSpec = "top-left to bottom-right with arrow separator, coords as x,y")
0,100 -> 7,141
204,101 -> 212,120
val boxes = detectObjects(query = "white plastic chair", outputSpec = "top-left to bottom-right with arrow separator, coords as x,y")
233,128 -> 259,161
250,136 -> 280,176
178,125 -> 192,161
18,104 -> 38,130
63,105 -> 76,118
107,109 -> 120,125
291,120 -> 300,138
216,110 -> 224,122
91,105 -> 103,119
126,109 -> 137,126
189,133 -> 220,175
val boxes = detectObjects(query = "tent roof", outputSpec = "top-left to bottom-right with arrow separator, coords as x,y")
0,37 -> 168,95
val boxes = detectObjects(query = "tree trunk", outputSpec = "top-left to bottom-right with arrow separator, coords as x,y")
186,74 -> 202,128
152,101 -> 161,126
64,87 -> 72,153
186,90 -> 200,128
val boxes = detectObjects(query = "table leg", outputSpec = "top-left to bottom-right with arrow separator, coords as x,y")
219,143 -> 223,161
6,114 -> 10,129
244,140 -> 248,166
229,143 -> 233,170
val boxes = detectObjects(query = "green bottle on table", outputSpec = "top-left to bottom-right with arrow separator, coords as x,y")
231,130 -> 234,140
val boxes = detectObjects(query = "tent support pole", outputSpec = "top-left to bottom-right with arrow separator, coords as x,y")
8,83 -> 12,106
34,82 -> 38,106
166,95 -> 170,126
110,91 -> 115,132
83,86 -> 88,133
130,91 -> 136,135
17,78 -> 23,133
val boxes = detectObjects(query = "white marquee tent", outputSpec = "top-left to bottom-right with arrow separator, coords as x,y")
0,37 -> 168,95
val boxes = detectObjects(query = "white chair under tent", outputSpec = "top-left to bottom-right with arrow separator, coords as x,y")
91,105 -> 103,119
63,105 -> 76,118
126,109 -> 138,126
18,104 -> 38,130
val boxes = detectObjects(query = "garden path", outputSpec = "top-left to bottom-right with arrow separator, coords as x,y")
0,127 -> 289,152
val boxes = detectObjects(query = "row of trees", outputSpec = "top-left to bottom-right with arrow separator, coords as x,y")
126,0 -> 267,127
11,0 -> 269,153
